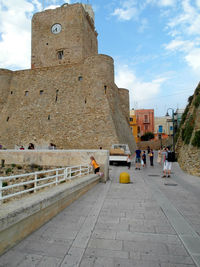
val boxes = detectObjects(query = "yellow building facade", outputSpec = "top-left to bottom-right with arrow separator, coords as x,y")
130,110 -> 139,143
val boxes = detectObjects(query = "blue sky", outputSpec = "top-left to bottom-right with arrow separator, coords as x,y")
0,0 -> 200,116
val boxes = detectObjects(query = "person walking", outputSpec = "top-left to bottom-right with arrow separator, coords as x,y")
90,156 -> 100,174
162,147 -> 172,178
149,149 -> 154,166
135,148 -> 141,170
127,154 -> 131,169
157,147 -> 162,165
142,151 -> 146,167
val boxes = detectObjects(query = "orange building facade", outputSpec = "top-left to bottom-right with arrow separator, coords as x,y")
135,109 -> 154,138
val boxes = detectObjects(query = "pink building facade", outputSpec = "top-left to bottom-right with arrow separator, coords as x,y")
135,109 -> 154,137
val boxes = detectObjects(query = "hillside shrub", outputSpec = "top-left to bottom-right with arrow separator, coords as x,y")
193,95 -> 200,108
141,132 -> 154,141
2,182 -> 8,187
5,168 -> 12,175
180,105 -> 189,127
30,163 -> 39,169
192,130 -> 200,148
17,165 -> 22,169
182,115 -> 195,144
188,95 -> 193,104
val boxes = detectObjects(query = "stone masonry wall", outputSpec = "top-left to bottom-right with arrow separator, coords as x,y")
0,4 -> 136,154
0,69 -> 13,113
118,88 -> 130,123
0,54 -> 136,152
31,4 -> 98,68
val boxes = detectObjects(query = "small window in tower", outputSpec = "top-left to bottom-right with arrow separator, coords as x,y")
40,90 -> 44,95
7,117 -> 10,122
104,85 -> 107,94
55,90 -> 59,102
48,115 -> 50,120
25,91 -> 29,96
85,97 -> 87,104
10,91 -> 13,95
78,76 -> 83,81
58,50 -> 64,60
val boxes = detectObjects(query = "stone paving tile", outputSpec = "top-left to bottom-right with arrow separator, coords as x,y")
91,229 -> 116,239
95,222 -> 130,231
37,256 -> 63,267
116,231 -> 182,244
0,251 -> 40,267
80,256 -> 114,267
87,238 -> 123,251
154,224 -> 176,235
139,253 -> 194,265
41,226 -> 78,240
83,247 -> 129,259
80,256 -> 162,267
13,254 -> 43,267
99,210 -> 126,217
98,216 -> 120,224
123,240 -> 189,256
161,264 -> 196,267
1,164 -> 199,267
12,238 -> 72,258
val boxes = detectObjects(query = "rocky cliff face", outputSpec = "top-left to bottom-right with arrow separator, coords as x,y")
176,83 -> 200,177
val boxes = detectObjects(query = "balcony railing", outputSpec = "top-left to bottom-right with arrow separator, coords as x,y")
0,164 -> 93,203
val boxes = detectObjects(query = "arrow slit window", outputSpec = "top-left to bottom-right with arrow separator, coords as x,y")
58,50 -> 64,60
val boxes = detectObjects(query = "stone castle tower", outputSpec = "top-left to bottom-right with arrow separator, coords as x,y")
0,3 -> 136,152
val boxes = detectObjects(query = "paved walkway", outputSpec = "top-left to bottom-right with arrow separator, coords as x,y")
1,158 -> 200,267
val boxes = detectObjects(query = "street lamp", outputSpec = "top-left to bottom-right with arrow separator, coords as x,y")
165,108 -> 175,152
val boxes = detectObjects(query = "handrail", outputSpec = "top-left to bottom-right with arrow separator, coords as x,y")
0,165 -> 93,203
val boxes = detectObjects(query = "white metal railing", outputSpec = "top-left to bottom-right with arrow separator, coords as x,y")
0,165 -> 93,203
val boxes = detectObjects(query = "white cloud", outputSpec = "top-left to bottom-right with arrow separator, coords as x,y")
185,48 -> 200,70
0,0 -> 70,70
138,18 -> 148,33
112,0 -> 139,21
159,0 -> 176,6
165,38 -> 200,71
196,0 -> 200,8
115,65 -> 167,107
0,0 -> 38,69
167,0 -> 200,36
112,7 -> 138,21
165,39 -> 194,51
44,5 -> 60,10
145,0 -> 176,7
164,0 -> 200,71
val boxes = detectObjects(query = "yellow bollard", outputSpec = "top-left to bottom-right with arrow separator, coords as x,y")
119,172 -> 130,184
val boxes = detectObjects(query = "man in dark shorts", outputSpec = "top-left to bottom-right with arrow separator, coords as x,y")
135,149 -> 141,170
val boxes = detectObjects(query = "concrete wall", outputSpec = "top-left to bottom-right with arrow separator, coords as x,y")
0,149 -> 109,182
0,174 -> 100,255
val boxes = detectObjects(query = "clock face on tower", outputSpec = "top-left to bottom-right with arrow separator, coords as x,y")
51,23 -> 62,34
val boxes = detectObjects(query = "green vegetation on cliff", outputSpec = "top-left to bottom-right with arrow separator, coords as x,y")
176,83 -> 200,148
192,130 -> 200,148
